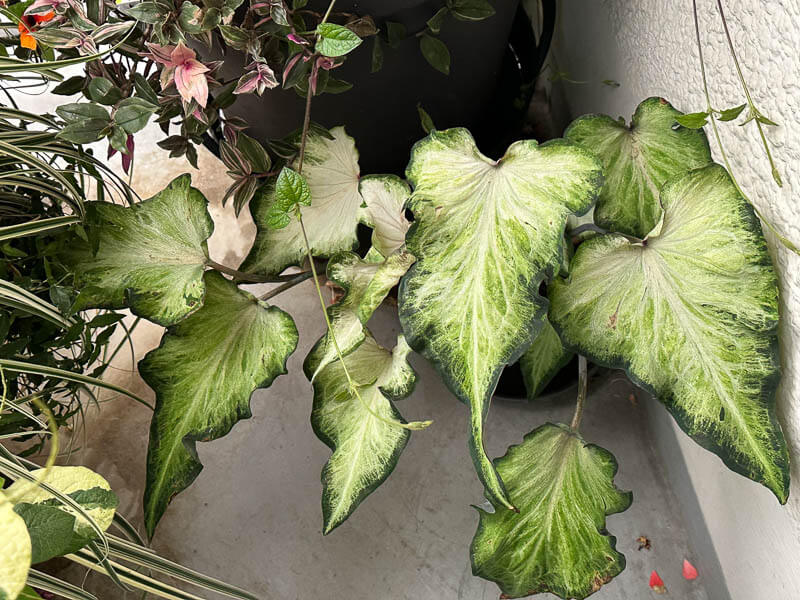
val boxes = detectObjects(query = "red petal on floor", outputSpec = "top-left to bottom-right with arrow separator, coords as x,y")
683,559 -> 699,580
649,570 -> 667,594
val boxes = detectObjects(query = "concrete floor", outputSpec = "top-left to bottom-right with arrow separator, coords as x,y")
16,87 -> 715,598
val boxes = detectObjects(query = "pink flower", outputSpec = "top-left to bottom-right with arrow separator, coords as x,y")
234,59 -> 278,96
145,42 -> 210,108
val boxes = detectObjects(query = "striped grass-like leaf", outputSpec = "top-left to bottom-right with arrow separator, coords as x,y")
565,97 -> 712,238
399,128 -> 603,510
140,272 -> 298,537
550,164 -> 789,501
471,423 -> 631,599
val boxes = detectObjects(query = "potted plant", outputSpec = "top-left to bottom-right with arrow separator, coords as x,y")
1,0 -> 797,598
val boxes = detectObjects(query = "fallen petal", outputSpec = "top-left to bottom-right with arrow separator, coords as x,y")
682,559 -> 698,580
649,570 -> 667,594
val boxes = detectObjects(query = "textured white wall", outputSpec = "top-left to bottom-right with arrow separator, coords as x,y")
552,1 -> 800,598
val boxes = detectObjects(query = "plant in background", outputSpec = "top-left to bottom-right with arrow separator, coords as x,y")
2,0 -> 798,599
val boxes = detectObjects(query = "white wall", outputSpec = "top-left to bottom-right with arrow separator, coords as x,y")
549,1 -> 800,598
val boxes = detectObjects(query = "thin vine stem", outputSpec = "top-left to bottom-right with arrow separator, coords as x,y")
715,0 -> 781,187
692,0 -> 799,255
259,271 -> 313,301
291,0 -> 430,432
206,259 -> 309,283
570,356 -> 588,431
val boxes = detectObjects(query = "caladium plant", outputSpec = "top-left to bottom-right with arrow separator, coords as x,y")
55,91 -> 791,598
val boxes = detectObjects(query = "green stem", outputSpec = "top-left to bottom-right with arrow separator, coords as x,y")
320,0 -> 337,25
692,0 -> 799,255
206,259 -> 308,283
715,0 -> 781,186
570,355 -> 587,431
259,271 -> 313,301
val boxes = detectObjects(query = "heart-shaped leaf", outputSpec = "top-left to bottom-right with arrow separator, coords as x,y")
565,97 -> 712,238
140,271 -> 298,537
550,164 -> 789,501
471,423 -> 632,599
242,127 -> 362,276
63,174 -> 213,326
316,23 -> 362,57
0,497 -> 31,600
399,128 -> 603,510
311,333 -> 417,534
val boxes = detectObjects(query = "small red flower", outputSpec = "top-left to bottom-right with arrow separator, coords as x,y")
682,559 -> 699,580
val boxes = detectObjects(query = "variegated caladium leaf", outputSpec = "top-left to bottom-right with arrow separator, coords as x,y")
140,271 -> 298,537
471,423 -> 631,599
550,164 -> 790,501
304,250 -> 415,382
0,494 -> 31,600
520,319 -> 573,400
358,175 -> 412,258
63,174 -> 214,326
7,466 -> 118,564
565,97 -> 712,238
311,333 -> 417,534
242,126 -> 362,276
399,128 -> 603,510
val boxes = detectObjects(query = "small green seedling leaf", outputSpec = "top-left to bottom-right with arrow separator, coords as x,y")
266,167 -> 312,229
717,103 -> 746,121
417,103 -> 435,134
316,23 -> 362,57
449,0 -> 495,21
674,111 -> 709,129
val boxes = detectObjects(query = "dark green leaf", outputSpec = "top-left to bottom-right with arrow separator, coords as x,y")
419,34 -> 450,75
417,103 -> 435,134
427,7 -> 449,33
449,0 -> 495,21
108,125 -> 129,154
115,97 -> 157,134
119,1 -> 164,24
133,72 -> 160,105
56,102 -> 110,123
371,35 -> 383,72
87,77 -> 123,105
386,21 -> 406,48
57,119 -> 109,144
236,133 -> 271,173
52,76 -> 86,95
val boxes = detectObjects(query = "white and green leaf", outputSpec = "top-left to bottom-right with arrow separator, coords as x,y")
565,97 -> 712,238
550,164 -> 789,501
311,334 -> 417,534
398,128 -> 603,509
242,127 -> 362,276
140,271 -> 298,537
7,466 -> 118,564
0,496 -> 31,600
471,423 -> 631,599
358,175 -> 411,258
304,250 -> 415,381
62,174 -> 213,326
520,319 -> 573,400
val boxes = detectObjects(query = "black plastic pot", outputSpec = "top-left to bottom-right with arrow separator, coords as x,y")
208,0 -> 522,173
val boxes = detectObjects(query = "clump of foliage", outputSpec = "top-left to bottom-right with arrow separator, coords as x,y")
1,0 -> 797,599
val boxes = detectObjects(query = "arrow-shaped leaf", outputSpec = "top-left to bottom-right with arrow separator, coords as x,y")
550,164 -> 789,501
140,271 -> 298,537
471,423 -> 631,599
311,333 -> 417,534
399,128 -> 602,510
63,174 -> 213,326
565,97 -> 712,238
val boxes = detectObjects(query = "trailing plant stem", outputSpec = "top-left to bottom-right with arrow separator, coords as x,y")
571,355 -> 588,431
207,259 -> 309,284
259,271 -> 313,301
692,0 -> 799,255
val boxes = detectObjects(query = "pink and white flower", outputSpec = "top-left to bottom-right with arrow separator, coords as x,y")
144,42 -> 210,108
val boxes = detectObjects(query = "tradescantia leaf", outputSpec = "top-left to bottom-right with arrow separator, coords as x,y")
242,127 -> 362,276
399,128 -> 603,510
62,174 -> 213,326
311,333 -> 417,534
0,495 -> 31,600
565,97 -> 712,238
471,423 -> 631,599
7,467 -> 118,564
550,164 -> 789,501
358,175 -> 411,259
304,250 -> 415,382
520,319 -> 573,400
140,271 -> 298,537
